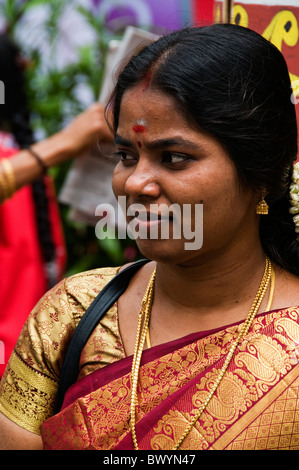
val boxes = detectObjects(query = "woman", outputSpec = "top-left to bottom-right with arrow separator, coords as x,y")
0,33 -> 112,377
0,23 -> 299,450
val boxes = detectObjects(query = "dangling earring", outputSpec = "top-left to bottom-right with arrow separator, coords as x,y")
256,187 -> 269,215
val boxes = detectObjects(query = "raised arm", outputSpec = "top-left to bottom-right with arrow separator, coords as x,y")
0,102 -> 113,202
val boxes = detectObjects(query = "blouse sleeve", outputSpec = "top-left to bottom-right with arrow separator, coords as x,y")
0,266 -> 121,435
0,278 -> 78,435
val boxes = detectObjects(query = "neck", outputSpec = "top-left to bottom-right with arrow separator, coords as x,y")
152,244 -> 268,333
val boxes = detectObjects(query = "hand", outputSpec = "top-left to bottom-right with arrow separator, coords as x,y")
0,103 -> 114,201
59,102 -> 113,155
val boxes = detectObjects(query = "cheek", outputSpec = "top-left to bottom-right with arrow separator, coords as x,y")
204,183 -> 255,236
112,164 -> 127,198
177,168 -> 242,221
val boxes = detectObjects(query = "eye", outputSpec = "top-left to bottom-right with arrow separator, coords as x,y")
114,151 -> 135,162
162,152 -> 190,164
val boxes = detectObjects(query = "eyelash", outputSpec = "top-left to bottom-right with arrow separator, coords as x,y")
163,152 -> 190,164
113,150 -> 191,165
113,151 -> 130,161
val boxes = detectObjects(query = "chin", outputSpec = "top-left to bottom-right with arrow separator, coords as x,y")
135,238 -> 203,265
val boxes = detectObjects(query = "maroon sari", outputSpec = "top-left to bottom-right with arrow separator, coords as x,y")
40,307 -> 299,450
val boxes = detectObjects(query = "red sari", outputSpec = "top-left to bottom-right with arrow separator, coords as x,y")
40,307 -> 299,450
0,135 -> 66,376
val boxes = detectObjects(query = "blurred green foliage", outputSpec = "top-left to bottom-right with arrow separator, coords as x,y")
0,0 -> 139,274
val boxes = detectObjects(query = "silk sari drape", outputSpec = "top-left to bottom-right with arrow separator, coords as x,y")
40,307 -> 299,450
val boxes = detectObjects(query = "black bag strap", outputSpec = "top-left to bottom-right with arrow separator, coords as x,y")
54,258 -> 150,412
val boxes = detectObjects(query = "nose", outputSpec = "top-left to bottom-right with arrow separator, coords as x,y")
124,160 -> 160,200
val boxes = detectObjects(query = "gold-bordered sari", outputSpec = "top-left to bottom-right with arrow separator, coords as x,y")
0,267 -> 299,450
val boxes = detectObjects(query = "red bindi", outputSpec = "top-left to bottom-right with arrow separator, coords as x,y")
137,141 -> 142,148
132,124 -> 147,133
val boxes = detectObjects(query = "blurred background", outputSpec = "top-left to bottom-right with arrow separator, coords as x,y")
0,0 -> 298,277
0,0 -> 215,276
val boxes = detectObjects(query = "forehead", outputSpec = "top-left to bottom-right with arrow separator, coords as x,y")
118,87 -> 190,132
116,86 -> 234,166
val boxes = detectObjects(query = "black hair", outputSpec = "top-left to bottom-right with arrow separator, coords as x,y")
0,33 -> 56,287
108,23 -> 299,275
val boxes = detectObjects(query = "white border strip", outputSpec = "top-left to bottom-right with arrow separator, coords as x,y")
234,0 -> 299,6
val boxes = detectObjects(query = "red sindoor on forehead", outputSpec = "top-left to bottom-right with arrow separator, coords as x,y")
132,124 -> 147,133
142,70 -> 152,90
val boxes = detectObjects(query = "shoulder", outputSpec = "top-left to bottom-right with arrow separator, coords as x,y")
64,266 -> 121,303
46,266 -> 120,325
11,266 -> 122,378
63,262 -> 151,315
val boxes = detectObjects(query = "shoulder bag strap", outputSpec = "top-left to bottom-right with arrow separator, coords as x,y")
54,258 -> 150,412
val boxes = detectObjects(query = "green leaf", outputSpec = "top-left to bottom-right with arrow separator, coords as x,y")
98,237 -> 124,265
22,0 -> 51,11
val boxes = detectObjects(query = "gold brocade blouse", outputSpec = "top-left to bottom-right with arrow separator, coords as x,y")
0,266 -> 126,435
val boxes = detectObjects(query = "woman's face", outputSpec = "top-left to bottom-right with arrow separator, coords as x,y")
112,86 -> 259,265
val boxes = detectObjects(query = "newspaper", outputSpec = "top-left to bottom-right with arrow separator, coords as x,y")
59,26 -> 159,226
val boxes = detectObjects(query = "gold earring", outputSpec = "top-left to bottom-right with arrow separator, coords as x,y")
256,188 -> 269,215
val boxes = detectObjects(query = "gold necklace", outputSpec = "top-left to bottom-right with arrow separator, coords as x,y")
145,265 -> 275,349
145,266 -> 275,350
130,267 -> 156,450
130,257 -> 273,450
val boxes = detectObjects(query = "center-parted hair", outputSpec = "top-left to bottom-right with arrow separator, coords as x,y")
108,23 -> 299,275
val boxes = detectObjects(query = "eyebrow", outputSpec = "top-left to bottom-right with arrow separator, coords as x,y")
114,134 -> 201,151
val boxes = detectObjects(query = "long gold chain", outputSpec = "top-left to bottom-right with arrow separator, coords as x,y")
130,257 -> 273,450
130,268 -> 156,451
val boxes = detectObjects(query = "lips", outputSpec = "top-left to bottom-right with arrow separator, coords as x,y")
133,211 -> 173,222
123,202 -> 186,242
135,212 -> 159,221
